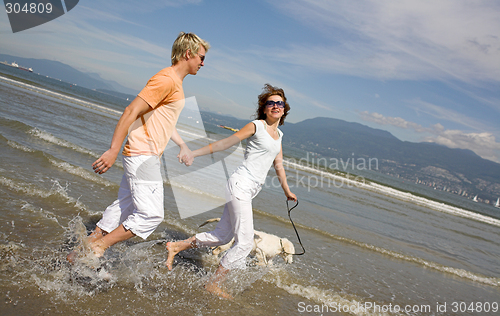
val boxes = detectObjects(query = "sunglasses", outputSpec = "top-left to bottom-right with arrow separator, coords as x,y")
265,100 -> 285,108
198,53 -> 205,63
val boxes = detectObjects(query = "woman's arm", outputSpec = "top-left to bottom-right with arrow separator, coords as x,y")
191,122 -> 256,159
274,146 -> 297,201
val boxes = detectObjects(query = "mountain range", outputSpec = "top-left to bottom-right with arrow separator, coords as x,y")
201,112 -> 500,203
2,54 -> 498,202
0,53 -> 137,95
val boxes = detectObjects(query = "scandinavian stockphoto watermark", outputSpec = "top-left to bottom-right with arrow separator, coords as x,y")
4,0 -> 79,33
265,152 -> 378,192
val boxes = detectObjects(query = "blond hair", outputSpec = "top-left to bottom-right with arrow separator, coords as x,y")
171,32 -> 210,65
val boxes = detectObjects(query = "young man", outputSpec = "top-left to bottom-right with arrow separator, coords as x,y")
68,32 -> 210,262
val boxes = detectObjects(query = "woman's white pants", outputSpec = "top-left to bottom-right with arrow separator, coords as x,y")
195,172 -> 262,269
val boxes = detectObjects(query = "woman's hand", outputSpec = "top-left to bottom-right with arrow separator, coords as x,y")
286,191 -> 297,202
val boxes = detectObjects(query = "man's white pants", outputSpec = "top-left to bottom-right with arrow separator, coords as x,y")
97,155 -> 164,240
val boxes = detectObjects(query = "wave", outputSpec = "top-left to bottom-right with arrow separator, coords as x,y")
0,176 -> 88,212
162,214 -> 200,237
253,208 -> 500,288
166,179 -> 226,203
1,117 -> 123,169
0,75 -> 122,117
283,160 -> 500,228
0,116 -> 33,133
260,268 -> 395,316
5,138 -> 117,187
349,236 -> 500,287
273,279 -> 390,316
20,201 -> 62,226
1,116 -> 98,158
7,139 -> 36,153
48,158 -> 116,187
28,127 -> 99,158
175,126 -> 210,142
367,182 -> 500,227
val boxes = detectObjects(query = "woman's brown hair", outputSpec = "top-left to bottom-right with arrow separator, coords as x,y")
255,84 -> 290,126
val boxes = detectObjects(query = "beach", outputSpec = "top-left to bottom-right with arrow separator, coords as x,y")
0,64 -> 499,315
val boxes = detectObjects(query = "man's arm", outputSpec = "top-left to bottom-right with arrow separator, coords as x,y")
92,96 -> 151,174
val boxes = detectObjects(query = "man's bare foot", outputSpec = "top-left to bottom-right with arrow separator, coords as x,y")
89,241 -> 106,258
205,282 -> 233,299
67,250 -> 79,264
67,227 -> 107,264
66,242 -> 104,267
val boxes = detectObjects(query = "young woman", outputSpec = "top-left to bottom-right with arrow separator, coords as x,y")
166,84 -> 297,298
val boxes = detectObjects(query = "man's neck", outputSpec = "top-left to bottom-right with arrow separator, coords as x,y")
171,63 -> 189,81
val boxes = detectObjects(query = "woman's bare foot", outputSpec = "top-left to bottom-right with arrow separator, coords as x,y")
205,282 -> 233,299
165,242 -> 176,270
165,238 -> 196,270
165,241 -> 182,270
204,265 -> 232,299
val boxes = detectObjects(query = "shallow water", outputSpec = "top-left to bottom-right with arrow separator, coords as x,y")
1,68 -> 499,315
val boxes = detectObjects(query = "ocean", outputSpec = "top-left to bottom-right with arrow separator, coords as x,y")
0,63 -> 499,316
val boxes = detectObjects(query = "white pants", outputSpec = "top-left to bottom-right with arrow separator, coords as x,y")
97,155 -> 164,239
195,172 -> 262,270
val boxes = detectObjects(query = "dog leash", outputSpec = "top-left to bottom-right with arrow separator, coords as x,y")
282,199 -> 306,255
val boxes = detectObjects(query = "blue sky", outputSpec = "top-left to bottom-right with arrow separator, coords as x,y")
1,0 -> 500,163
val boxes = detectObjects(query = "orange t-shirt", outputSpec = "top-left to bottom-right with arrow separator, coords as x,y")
122,67 -> 185,157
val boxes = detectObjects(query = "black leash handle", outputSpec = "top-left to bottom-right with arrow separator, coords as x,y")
282,199 -> 306,256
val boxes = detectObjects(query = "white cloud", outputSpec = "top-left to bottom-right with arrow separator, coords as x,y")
200,48 -> 335,113
359,111 -> 500,163
0,6 -> 172,89
76,5 -> 146,27
423,130 -> 500,163
359,111 -> 431,132
95,0 -> 203,13
270,0 -> 500,82
407,99 -> 489,131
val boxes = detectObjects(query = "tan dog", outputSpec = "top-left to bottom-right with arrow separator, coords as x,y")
199,218 -> 295,266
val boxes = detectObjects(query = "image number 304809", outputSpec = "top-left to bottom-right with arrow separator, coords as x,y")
4,0 -> 79,33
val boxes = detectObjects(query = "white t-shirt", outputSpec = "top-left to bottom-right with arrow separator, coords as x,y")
234,120 -> 283,184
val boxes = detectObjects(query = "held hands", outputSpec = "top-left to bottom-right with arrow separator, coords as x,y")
177,146 -> 194,166
92,149 -> 118,174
